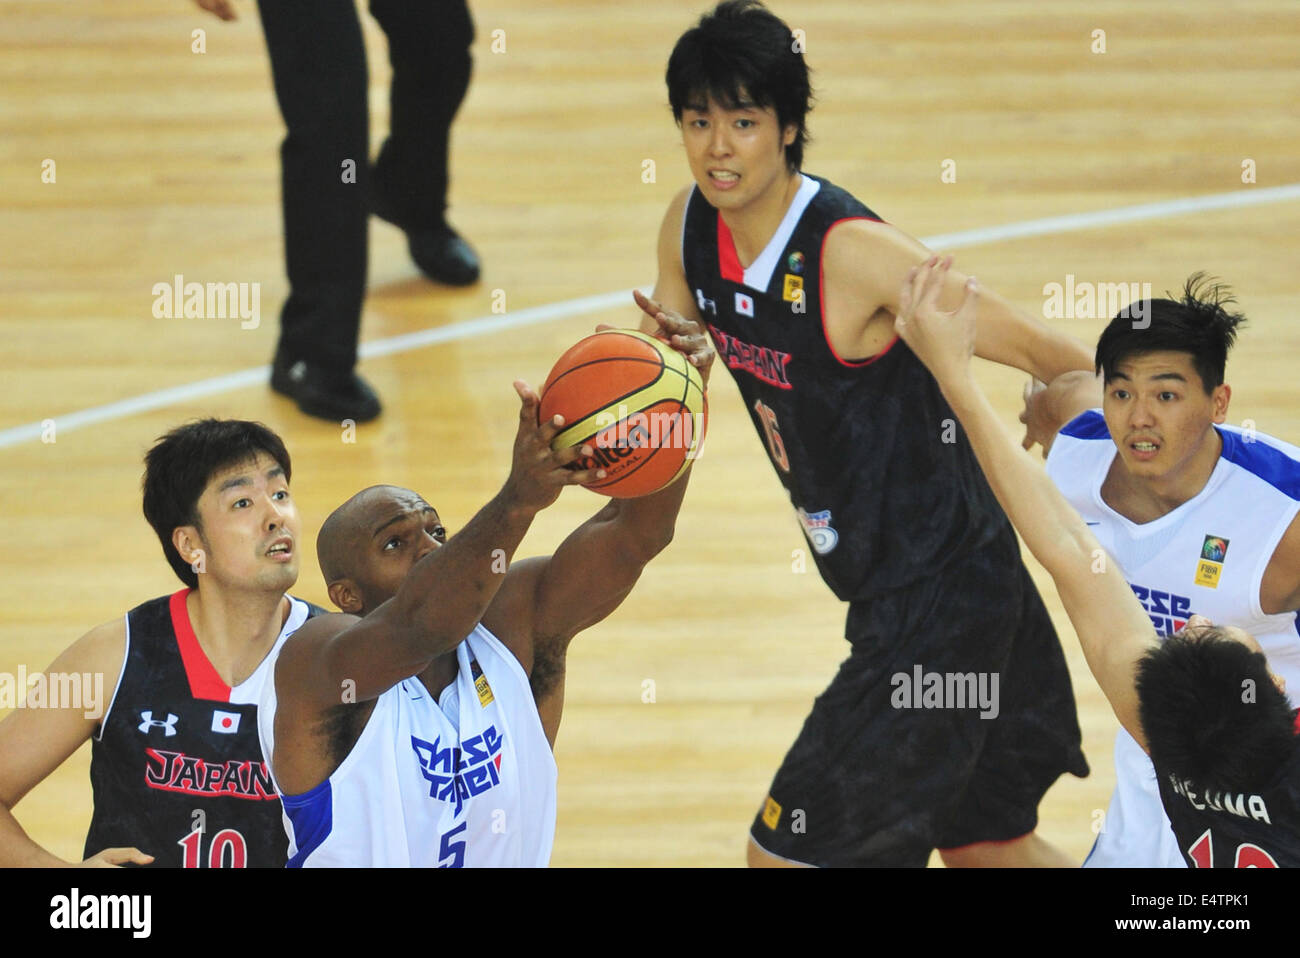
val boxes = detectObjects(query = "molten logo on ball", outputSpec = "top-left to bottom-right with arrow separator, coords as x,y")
539,329 -> 708,498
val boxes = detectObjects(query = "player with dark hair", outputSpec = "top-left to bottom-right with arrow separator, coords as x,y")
898,258 -> 1300,868
0,419 -> 321,867
257,350 -> 710,867
1020,274 -> 1300,866
640,0 -> 1094,867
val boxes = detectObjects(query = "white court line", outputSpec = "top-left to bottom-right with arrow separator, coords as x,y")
3,183 -> 1298,450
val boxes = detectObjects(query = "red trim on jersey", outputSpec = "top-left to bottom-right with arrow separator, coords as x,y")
716,215 -> 745,284
170,589 -> 232,703
819,216 -> 897,368
1293,709 -> 1300,735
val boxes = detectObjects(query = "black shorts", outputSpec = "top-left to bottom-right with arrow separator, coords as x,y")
749,528 -> 1089,867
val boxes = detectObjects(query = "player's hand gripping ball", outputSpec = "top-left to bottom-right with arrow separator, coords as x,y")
539,329 -> 708,498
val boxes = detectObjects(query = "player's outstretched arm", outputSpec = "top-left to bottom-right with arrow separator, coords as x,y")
484,333 -> 713,744
894,257 -> 1155,749
278,384 -> 605,711
0,620 -> 153,866
821,219 -> 1093,381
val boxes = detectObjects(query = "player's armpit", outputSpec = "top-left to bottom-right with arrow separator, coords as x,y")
825,220 -> 1092,380
486,489 -> 682,672
0,618 -> 127,866
1260,511 -> 1300,615
820,219 -> 916,358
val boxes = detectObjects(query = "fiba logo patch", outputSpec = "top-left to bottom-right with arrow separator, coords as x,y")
796,507 -> 838,555
411,725 -> 505,816
1201,535 -> 1229,562
1195,535 -> 1229,589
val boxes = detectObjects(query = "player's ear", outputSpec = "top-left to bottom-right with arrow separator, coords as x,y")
328,579 -> 364,615
1211,383 -> 1231,424
172,525 -> 205,574
782,123 -> 797,147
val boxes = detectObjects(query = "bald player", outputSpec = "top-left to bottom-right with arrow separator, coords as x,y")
258,342 -> 712,866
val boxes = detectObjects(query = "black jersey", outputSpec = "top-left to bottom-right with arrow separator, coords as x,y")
1154,715 -> 1300,868
84,589 -> 322,868
680,174 -> 1009,599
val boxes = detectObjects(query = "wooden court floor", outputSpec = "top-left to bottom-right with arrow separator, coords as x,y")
2,0 -> 1298,867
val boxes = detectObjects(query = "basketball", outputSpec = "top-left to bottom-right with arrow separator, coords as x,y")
539,329 -> 707,498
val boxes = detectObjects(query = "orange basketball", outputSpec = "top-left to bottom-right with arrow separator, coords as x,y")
539,329 -> 707,498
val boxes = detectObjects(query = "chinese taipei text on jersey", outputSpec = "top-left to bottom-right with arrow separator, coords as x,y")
84,589 -> 318,867
258,623 -> 557,867
1047,411 -> 1300,868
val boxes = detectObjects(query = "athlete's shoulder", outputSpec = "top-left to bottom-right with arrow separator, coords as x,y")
802,173 -> 883,223
1217,425 -> 1300,501
122,591 -> 178,622
290,595 -> 331,620
56,615 -> 129,683
279,609 -> 355,657
1059,408 -> 1110,440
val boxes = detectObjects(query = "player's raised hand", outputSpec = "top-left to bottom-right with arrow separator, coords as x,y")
632,290 -> 716,385
1019,377 -> 1053,457
894,255 -> 977,386
506,380 -> 606,511
77,847 -> 154,867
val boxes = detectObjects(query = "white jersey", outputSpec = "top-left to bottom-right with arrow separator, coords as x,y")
258,623 -> 557,867
1045,410 -> 1300,868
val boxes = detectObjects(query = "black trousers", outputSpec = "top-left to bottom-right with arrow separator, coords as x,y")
257,0 -> 474,374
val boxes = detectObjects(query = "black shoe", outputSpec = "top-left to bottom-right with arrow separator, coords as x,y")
368,179 -> 481,286
270,357 -> 382,424
405,225 -> 481,286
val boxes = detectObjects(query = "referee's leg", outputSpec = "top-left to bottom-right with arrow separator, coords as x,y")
256,0 -> 369,377
368,0 -> 474,229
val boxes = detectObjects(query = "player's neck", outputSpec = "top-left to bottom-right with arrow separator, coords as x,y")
718,169 -> 802,268
416,649 -> 460,702
186,585 -> 288,686
1102,429 -> 1223,522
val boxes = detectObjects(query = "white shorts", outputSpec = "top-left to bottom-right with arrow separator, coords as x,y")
1083,728 -> 1187,868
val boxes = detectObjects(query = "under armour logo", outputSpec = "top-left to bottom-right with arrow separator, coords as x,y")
695,288 -> 717,316
138,710 -> 179,736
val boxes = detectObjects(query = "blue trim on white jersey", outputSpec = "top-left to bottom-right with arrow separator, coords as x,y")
1219,428 -> 1300,501
1060,409 -> 1110,440
1060,410 -> 1300,500
282,777 -> 333,868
